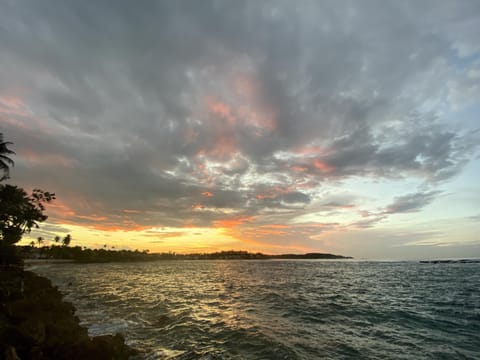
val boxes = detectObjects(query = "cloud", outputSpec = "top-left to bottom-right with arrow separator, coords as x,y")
383,191 -> 440,214
346,190 -> 442,229
1,0 -> 479,252
448,60 -> 480,110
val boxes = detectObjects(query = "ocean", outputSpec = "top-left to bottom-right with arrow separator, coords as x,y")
32,260 -> 480,359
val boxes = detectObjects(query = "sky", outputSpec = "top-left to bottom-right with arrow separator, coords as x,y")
1,0 -> 479,259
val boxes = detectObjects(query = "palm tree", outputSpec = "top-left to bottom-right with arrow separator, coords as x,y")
62,234 -> 71,247
0,133 -> 15,181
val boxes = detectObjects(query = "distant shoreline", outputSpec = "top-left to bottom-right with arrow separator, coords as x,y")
24,259 -> 74,264
18,246 -> 352,264
420,259 -> 480,264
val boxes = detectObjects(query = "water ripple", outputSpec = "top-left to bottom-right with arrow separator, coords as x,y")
34,261 -> 480,359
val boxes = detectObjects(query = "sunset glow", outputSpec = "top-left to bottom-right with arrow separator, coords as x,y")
1,1 -> 479,259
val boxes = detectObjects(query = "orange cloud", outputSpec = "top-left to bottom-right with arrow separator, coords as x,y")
221,226 -> 318,254
21,149 -> 74,168
192,160 -> 216,184
221,221 -> 341,249
76,214 -> 108,222
313,159 -> 334,173
122,209 -> 141,214
211,136 -> 237,159
205,73 -> 278,137
87,223 -> 149,232
293,145 -> 326,155
143,231 -> 188,239
287,146 -> 335,174
336,204 -> 355,209
214,216 -> 255,228
196,135 -> 238,161
255,194 -> 272,200
290,165 -> 309,173
0,95 -> 29,117
44,194 -> 152,233
201,191 -> 213,197
253,229 -> 288,236
196,162 -> 206,173
233,74 -> 277,131
48,200 -> 77,218
0,94 -> 58,136
260,224 -> 290,229
255,184 -> 304,201
192,203 -> 204,210
206,96 -> 236,125
294,180 -> 318,189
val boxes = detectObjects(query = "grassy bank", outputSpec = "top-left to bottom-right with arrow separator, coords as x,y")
0,269 -> 137,359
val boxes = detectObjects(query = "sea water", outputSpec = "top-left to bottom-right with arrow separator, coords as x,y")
33,260 -> 480,359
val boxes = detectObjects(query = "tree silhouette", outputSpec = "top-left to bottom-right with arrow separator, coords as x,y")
0,133 -> 15,181
37,236 -> 44,247
62,234 -> 71,247
0,185 -> 55,243
0,134 -> 60,266
0,185 -> 55,266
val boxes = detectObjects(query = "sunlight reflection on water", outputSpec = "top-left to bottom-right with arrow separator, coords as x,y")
34,260 -> 480,359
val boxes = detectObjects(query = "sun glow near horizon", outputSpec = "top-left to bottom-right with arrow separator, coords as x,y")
3,1 -> 480,260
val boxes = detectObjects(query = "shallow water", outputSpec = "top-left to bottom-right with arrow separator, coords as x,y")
33,260 -> 480,359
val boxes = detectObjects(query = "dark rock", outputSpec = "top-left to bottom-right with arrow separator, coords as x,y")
16,318 -> 46,345
4,346 -> 20,360
90,333 -> 136,360
1,270 -> 137,359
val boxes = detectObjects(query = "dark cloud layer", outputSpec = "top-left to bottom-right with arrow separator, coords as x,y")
1,0 -> 479,235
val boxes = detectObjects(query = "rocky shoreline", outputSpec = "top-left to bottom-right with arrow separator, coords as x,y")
0,269 -> 137,359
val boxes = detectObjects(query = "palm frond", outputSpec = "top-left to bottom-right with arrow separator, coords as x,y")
0,133 -> 15,181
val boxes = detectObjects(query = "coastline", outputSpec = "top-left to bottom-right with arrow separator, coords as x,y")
18,246 -> 352,264
0,269 -> 137,360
